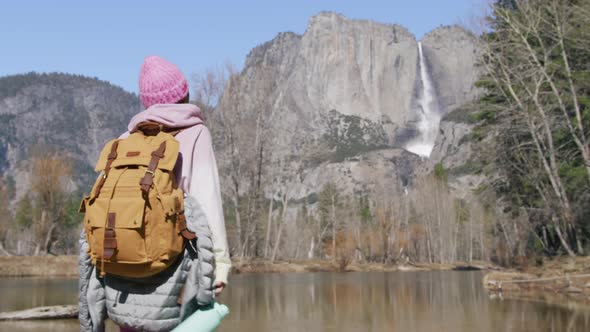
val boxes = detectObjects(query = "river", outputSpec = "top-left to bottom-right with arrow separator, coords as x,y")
1,271 -> 589,331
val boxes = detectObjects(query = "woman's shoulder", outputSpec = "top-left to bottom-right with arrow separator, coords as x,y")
182,123 -> 210,138
176,124 -> 212,145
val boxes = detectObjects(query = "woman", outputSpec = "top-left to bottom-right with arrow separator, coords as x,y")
79,56 -> 231,332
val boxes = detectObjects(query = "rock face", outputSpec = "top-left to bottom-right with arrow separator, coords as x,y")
421,26 -> 481,113
427,107 -> 484,199
0,73 -> 139,198
429,115 -> 473,168
216,13 -> 480,199
221,13 -> 419,157
291,148 -> 422,201
296,13 -> 418,125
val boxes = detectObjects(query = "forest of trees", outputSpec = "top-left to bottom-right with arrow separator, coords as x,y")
0,148 -> 81,255
0,0 -> 587,267
473,0 -> 590,258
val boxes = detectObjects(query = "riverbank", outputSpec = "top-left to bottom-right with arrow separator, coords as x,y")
0,256 -> 78,277
233,259 -> 493,274
0,255 -> 493,277
483,256 -> 590,305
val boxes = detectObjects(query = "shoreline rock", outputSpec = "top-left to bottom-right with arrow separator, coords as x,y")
0,305 -> 77,321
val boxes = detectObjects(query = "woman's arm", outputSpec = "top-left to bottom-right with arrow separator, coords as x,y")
78,229 -> 94,331
186,126 -> 231,286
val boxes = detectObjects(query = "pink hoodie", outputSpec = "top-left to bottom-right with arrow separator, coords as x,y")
122,103 -> 231,285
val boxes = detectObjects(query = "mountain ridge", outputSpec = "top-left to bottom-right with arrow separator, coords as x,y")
0,72 -> 139,199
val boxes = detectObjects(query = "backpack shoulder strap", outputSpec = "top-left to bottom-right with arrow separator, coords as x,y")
139,141 -> 167,196
167,128 -> 185,137
133,121 -> 192,137
93,139 -> 120,198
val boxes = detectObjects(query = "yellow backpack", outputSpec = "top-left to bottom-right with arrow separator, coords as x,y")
80,123 -> 195,278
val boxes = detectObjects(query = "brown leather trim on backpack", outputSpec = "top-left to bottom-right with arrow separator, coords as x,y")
176,213 -> 197,240
134,121 -> 189,137
140,141 -> 167,196
126,151 -> 140,157
103,212 -> 117,259
167,129 -> 185,137
94,140 -> 120,198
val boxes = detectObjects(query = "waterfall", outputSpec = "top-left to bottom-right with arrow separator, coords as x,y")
405,42 -> 441,157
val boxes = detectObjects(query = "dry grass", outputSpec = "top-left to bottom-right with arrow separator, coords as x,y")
0,255 -> 493,277
483,256 -> 590,305
231,258 -> 490,274
0,256 -> 77,277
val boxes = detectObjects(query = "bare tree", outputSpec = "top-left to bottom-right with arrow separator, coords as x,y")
270,192 -> 289,262
28,150 -> 73,255
480,0 -> 590,256
467,200 -> 488,262
412,175 -> 458,264
214,64 -> 279,258
263,193 -> 274,259
318,182 -> 340,262
0,178 -> 14,255
191,62 -> 237,118
368,182 -> 408,263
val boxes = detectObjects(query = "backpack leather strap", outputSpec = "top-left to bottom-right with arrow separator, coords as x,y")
134,121 -> 188,137
140,141 -> 166,196
103,212 -> 117,259
94,140 -> 120,198
176,213 -> 196,240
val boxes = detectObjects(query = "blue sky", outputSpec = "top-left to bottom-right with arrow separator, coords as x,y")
0,0 -> 484,93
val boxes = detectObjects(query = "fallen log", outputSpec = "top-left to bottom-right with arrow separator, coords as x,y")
0,305 -> 78,321
453,264 -> 484,271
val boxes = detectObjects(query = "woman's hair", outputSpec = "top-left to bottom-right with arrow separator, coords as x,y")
176,92 -> 190,104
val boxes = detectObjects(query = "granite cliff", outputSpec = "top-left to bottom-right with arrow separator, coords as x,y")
216,12 -> 481,200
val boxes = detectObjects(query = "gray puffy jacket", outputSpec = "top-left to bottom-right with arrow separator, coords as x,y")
78,196 -> 216,332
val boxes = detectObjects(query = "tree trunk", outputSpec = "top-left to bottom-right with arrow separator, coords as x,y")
270,222 -> 284,262
436,199 -> 443,263
233,195 -> 242,257
382,223 -> 389,263
308,237 -> 315,259
554,218 -> 576,257
264,197 -> 274,258
0,241 -> 12,256
572,224 -> 584,256
480,224 -> 486,261
469,211 -> 473,263
271,194 -> 289,262
331,195 -> 336,263
42,222 -> 58,255
426,228 -> 433,264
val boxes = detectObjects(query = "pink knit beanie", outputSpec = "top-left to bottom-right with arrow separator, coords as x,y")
139,56 -> 189,108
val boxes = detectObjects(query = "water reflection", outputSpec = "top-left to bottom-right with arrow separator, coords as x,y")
0,277 -> 78,312
1,271 -> 589,331
217,271 -> 590,332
